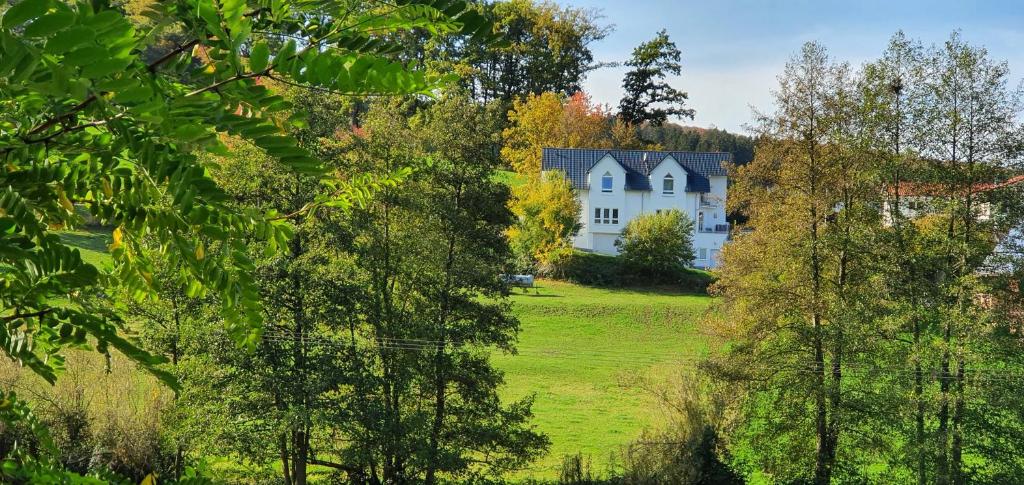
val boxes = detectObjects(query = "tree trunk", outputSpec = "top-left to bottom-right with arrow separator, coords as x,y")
951,359 -> 965,485
914,319 -> 926,485
425,344 -> 446,485
293,429 -> 308,485
280,433 -> 293,485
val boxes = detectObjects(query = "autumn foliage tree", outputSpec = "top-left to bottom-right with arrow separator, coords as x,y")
507,170 -> 582,271
502,91 -> 614,175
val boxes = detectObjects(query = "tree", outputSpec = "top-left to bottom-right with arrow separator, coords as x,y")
432,0 -> 611,103
615,209 -> 695,281
0,0 -> 500,481
706,42 -> 880,484
915,33 -> 1024,484
640,124 -> 755,165
507,170 -> 582,271
327,94 -> 548,482
502,91 -> 613,175
618,29 -> 695,126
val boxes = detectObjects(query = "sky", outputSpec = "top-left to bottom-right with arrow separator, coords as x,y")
554,0 -> 1024,134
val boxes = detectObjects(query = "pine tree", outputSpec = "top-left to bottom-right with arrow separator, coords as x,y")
618,29 -> 695,126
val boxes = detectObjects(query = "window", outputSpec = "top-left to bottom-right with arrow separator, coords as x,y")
698,248 -> 708,260
662,174 -> 674,194
593,207 -> 619,225
601,172 -> 613,192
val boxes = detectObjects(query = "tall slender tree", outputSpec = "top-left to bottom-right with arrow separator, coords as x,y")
707,42 -> 880,484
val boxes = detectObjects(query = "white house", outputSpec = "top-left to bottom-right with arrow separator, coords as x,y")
541,148 -> 732,268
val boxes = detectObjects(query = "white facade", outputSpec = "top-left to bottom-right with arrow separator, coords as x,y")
561,154 -> 729,268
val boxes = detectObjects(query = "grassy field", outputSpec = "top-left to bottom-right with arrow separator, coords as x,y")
58,226 -> 113,267
53,228 -> 714,481
493,169 -> 528,189
494,279 -> 714,479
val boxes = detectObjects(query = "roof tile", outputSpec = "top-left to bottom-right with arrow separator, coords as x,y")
541,148 -> 731,192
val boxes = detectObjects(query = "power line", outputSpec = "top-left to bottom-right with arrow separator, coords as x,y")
256,332 -> 1024,384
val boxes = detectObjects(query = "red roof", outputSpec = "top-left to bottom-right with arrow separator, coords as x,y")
888,175 -> 1024,197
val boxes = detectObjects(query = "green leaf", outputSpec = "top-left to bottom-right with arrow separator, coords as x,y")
277,39 -> 296,68
173,125 -> 209,142
2,0 -> 52,30
80,56 -> 132,79
44,26 -> 95,55
63,45 -> 107,67
249,40 -> 269,72
23,10 -> 75,38
112,85 -> 153,104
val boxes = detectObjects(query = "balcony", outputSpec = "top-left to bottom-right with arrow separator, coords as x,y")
697,223 -> 730,234
699,194 -> 718,208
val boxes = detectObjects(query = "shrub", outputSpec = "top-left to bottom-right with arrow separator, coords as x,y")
550,251 -> 623,286
616,210 -> 695,282
615,371 -> 741,485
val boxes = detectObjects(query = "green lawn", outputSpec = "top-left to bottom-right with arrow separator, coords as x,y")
494,279 -> 714,479
58,226 -> 113,268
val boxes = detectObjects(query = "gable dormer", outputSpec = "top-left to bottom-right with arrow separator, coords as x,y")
587,154 -> 627,193
648,154 -> 689,196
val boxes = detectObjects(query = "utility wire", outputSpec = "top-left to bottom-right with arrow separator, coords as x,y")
257,332 -> 1024,384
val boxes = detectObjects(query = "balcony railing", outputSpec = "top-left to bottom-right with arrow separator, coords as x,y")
698,223 -> 730,234
699,194 -> 718,207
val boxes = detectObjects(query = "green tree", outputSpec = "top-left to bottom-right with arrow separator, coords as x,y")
615,209 -> 695,281
618,29 -> 695,126
0,0 -> 500,481
707,42 -> 881,484
916,33 -> 1024,484
330,94 -> 548,482
640,124 -> 755,165
433,0 -> 611,103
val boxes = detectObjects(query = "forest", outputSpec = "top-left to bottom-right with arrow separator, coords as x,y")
0,1 -> 1022,484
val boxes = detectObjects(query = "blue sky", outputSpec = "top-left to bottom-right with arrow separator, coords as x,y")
556,0 -> 1024,133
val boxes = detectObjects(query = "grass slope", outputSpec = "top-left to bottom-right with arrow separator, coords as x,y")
495,279 -> 713,479
58,227 -> 713,481
58,226 -> 113,268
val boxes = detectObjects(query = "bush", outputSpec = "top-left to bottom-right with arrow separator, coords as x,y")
547,250 -> 714,293
550,250 -> 622,286
614,371 -> 742,485
616,210 -> 695,282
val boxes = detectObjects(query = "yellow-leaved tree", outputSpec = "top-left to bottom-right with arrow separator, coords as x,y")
502,91 -> 612,175
507,171 -> 581,271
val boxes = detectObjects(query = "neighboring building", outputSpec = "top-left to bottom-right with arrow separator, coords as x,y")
541,148 -> 731,268
882,174 -> 1024,273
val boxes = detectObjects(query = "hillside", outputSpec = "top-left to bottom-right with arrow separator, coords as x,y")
495,279 -> 713,479
56,233 -> 713,480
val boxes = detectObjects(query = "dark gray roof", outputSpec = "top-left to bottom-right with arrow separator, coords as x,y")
541,148 -> 731,192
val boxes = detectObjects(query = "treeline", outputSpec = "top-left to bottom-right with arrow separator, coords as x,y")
640,124 -> 755,165
698,33 -> 1024,484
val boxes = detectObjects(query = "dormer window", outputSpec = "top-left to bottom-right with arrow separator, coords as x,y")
601,172 -> 613,192
662,174 -> 674,195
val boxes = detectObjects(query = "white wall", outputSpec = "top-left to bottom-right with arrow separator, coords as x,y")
565,158 -> 730,268
586,156 -> 628,243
